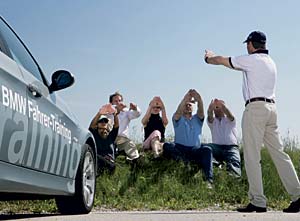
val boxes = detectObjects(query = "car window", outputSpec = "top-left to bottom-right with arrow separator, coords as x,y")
0,18 -> 43,82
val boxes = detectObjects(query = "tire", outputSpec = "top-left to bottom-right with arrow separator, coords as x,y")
56,144 -> 96,214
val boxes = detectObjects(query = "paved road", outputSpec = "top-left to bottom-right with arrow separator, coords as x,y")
1,211 -> 300,221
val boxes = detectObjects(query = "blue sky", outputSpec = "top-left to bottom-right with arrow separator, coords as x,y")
2,0 -> 300,143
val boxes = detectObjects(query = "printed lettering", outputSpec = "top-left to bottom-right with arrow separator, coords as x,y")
56,138 -> 70,176
50,132 -> 60,174
2,85 -> 9,107
68,141 -> 81,178
1,84 -> 82,182
7,113 -> 28,164
26,119 -> 38,167
35,126 -> 53,171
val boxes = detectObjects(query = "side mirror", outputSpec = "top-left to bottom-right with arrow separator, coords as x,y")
49,70 -> 75,92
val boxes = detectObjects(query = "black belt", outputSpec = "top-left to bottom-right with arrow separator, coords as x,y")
245,97 -> 275,107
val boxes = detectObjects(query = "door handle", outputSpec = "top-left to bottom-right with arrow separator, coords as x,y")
28,84 -> 42,98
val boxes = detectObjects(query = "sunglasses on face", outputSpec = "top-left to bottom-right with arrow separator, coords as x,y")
153,106 -> 161,110
98,119 -> 108,124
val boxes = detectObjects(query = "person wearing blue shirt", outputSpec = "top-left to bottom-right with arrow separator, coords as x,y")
163,89 -> 213,185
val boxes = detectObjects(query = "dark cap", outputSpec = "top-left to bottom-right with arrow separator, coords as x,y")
243,31 -> 266,44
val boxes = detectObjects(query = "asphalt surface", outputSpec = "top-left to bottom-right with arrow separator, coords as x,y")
1,210 -> 300,221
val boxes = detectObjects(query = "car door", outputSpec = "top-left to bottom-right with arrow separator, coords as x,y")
20,66 -> 82,180
0,21 -> 28,169
0,17 -> 81,182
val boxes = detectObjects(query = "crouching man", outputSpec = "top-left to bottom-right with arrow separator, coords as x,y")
89,104 -> 119,174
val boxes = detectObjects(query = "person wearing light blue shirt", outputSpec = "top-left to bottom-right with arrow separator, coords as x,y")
173,112 -> 203,148
163,89 -> 213,185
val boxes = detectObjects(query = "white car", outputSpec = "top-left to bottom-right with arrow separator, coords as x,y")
0,16 -> 97,214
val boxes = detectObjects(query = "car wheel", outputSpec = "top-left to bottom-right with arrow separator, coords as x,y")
56,144 -> 96,214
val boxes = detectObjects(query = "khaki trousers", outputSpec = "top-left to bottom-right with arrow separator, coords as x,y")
242,101 -> 300,207
115,136 -> 139,160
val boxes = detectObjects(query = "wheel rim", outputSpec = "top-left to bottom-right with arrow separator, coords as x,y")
82,151 -> 95,208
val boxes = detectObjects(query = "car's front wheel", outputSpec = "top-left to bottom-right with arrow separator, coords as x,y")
56,144 -> 96,214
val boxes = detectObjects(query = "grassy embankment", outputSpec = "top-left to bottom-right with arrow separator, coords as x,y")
1,141 -> 300,214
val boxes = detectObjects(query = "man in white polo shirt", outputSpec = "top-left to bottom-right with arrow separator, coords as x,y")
204,31 -> 300,213
206,98 -> 241,177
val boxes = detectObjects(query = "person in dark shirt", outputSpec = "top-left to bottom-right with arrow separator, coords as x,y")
142,96 -> 168,158
89,104 -> 119,174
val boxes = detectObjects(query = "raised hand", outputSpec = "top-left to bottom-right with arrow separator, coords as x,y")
99,103 -> 116,115
208,99 -> 216,112
214,99 -> 225,110
183,90 -> 193,103
189,89 -> 201,102
152,96 -> 164,108
130,102 -> 138,111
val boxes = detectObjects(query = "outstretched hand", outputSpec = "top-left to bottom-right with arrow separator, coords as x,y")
99,103 -> 116,115
204,49 -> 215,61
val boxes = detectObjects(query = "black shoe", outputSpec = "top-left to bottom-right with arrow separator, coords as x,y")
283,198 -> 300,213
237,203 -> 267,213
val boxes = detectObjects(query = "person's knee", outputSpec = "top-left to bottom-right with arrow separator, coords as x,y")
150,137 -> 160,147
200,145 -> 213,155
124,140 -> 139,159
162,142 -> 175,157
152,130 -> 162,138
163,142 -> 175,151
201,144 -> 213,151
226,151 -> 241,164
229,158 -> 241,167
97,156 -> 115,175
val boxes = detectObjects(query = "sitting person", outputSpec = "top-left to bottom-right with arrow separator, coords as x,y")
163,89 -> 213,185
141,96 -> 168,158
206,99 -> 241,177
89,104 -> 119,174
109,92 -> 141,162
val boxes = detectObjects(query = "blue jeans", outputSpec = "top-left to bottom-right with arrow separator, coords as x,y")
163,142 -> 213,182
204,143 -> 241,177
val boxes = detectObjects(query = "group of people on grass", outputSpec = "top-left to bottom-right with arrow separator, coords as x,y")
89,30 -> 300,213
89,89 -> 241,187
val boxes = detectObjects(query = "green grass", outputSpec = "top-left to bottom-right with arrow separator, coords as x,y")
1,146 -> 300,214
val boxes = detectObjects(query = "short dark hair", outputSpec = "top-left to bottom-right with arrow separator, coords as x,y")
109,92 -> 123,103
252,41 -> 266,49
